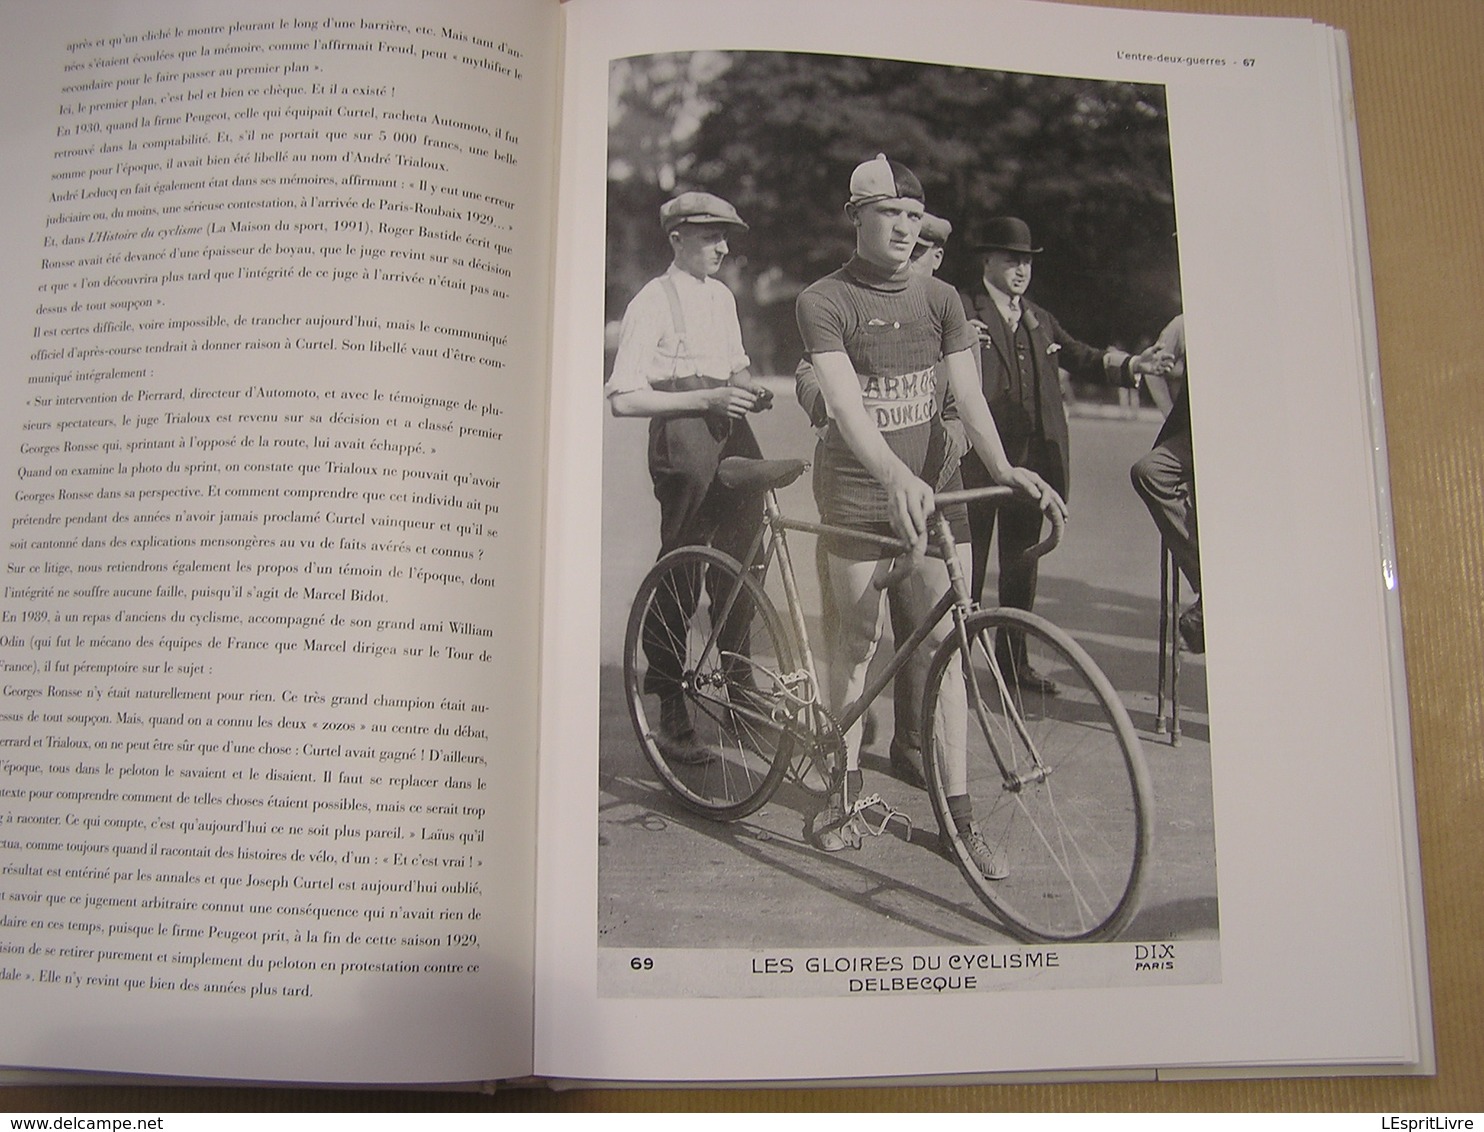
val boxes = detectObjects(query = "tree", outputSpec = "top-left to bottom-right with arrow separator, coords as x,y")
608,52 -> 1181,373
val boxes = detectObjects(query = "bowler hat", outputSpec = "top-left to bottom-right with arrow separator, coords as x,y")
660,191 -> 749,233
973,216 -> 1041,254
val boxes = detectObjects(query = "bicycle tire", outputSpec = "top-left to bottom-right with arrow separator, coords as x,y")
623,546 -> 797,821
921,608 -> 1152,942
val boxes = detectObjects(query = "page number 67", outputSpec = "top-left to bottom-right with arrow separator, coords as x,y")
1242,57 -> 1257,66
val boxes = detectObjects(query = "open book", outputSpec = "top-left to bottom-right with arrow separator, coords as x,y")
0,0 -> 1431,1087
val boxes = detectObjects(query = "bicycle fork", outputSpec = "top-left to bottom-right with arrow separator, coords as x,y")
935,518 -> 1051,794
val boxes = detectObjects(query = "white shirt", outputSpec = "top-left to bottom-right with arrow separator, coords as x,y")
605,264 -> 750,396
1155,314 -> 1186,380
983,278 -> 1023,332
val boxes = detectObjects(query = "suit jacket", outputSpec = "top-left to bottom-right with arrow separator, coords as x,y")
1151,314 -> 1189,449
959,285 -> 1129,499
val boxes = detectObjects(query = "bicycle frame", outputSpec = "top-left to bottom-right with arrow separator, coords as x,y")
623,465 -> 1145,943
759,492 -> 966,739
623,468 -> 1147,942
737,484 -> 1049,774
677,473 -> 1061,790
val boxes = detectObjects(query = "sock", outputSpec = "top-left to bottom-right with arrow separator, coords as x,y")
947,793 -> 974,834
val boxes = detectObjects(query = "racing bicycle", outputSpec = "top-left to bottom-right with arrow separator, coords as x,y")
621,456 -> 1152,943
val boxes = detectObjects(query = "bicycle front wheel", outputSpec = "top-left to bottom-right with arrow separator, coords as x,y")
922,608 -> 1152,942
623,546 -> 796,821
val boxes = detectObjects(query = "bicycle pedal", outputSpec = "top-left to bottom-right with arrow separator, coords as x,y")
805,812 -> 861,852
834,817 -> 867,850
850,793 -> 912,839
805,798 -> 862,851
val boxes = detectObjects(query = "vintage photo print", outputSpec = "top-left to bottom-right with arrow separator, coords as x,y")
595,49 -> 1217,998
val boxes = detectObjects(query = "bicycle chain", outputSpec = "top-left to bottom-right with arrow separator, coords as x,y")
796,700 -> 845,796
728,670 -> 911,848
739,661 -> 844,800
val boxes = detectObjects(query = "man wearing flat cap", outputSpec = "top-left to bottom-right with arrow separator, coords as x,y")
607,190 -> 771,758
960,216 -> 1169,693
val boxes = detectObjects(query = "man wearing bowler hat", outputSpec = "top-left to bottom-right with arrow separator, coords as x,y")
960,216 -> 1169,693
607,190 -> 772,758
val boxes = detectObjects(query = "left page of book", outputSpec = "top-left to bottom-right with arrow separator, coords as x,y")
0,0 -> 560,1084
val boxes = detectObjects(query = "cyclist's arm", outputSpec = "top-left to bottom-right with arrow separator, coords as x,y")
942,348 -> 1014,480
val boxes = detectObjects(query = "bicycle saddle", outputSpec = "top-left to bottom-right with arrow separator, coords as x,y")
716,456 -> 807,493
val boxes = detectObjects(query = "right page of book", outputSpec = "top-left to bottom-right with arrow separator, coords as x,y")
535,0 -> 1430,1083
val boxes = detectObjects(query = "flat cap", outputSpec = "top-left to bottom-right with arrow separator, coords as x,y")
660,191 -> 748,233
916,212 -> 952,249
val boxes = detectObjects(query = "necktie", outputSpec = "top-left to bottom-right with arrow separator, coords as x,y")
1007,297 -> 1022,334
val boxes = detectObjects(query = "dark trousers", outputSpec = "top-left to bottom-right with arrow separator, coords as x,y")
1130,429 -> 1199,593
962,438 -> 1053,614
962,437 -> 1057,672
642,415 -> 763,699
966,493 -> 1045,614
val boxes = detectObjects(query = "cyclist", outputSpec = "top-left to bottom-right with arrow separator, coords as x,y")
794,155 -> 1065,876
794,211 -> 966,790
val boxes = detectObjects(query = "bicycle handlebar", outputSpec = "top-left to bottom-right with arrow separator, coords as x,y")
930,484 -> 1014,510
871,484 -> 1064,591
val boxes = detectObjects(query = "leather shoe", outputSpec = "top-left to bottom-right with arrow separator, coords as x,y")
888,739 -> 926,790
656,697 -> 711,765
994,639 -> 1060,697
655,727 -> 716,766
958,822 -> 1008,880
1178,600 -> 1205,654
998,661 -> 1059,696
1013,665 -> 1060,696
808,789 -> 851,852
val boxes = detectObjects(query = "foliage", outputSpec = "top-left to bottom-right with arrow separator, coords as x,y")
608,52 -> 1181,373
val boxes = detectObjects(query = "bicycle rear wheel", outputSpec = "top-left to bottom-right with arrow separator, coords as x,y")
922,608 -> 1151,942
623,546 -> 796,821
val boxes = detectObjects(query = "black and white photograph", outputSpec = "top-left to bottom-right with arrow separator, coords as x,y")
594,50 -> 1218,989
0,0 -> 1442,1093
